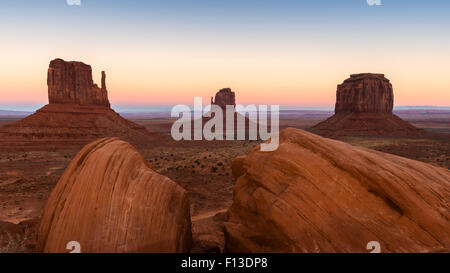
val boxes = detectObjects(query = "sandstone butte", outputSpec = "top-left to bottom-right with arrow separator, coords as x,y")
37,138 -> 192,253
311,73 -> 422,137
204,87 -> 263,140
211,88 -> 236,109
0,59 -> 156,150
225,128 -> 450,253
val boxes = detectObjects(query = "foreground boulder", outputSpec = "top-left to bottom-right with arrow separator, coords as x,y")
225,128 -> 450,252
37,138 -> 192,253
335,73 -> 393,113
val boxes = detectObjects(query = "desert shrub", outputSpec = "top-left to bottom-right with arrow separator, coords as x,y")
0,231 -> 29,253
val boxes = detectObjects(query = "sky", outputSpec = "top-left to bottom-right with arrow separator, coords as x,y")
0,0 -> 449,111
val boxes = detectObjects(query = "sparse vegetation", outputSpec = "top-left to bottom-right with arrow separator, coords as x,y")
0,230 -> 30,253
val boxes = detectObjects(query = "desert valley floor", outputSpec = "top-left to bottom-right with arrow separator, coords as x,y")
0,109 -> 449,252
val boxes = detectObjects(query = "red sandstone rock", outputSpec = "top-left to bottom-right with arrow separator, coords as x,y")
212,88 -> 236,109
336,73 -> 393,113
0,104 -> 153,144
48,59 -> 110,107
37,138 -> 192,253
231,155 -> 246,179
0,59 -> 158,149
311,112 -> 422,137
311,73 -> 422,137
225,128 -> 450,252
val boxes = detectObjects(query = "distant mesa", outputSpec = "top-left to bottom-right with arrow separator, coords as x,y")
311,73 -> 423,137
37,138 -> 192,252
225,128 -> 450,252
335,73 -> 393,113
211,88 -> 236,109
0,58 -> 157,150
47,58 -> 110,107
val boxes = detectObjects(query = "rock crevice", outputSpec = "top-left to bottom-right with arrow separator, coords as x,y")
225,128 -> 450,252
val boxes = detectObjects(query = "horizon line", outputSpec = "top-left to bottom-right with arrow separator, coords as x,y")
1,105 -> 450,113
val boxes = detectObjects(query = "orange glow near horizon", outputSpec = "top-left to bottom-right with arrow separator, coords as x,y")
1,35 -> 449,108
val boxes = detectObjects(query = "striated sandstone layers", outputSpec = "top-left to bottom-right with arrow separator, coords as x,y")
0,59 -> 156,150
47,59 -> 110,107
225,128 -> 450,253
311,73 -> 422,137
37,138 -> 192,253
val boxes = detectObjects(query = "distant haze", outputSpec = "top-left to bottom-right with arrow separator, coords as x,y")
0,105 -> 450,116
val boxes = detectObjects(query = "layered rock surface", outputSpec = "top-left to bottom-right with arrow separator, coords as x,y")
37,138 -> 192,253
202,87 -> 264,140
311,73 -> 422,137
225,128 -> 450,252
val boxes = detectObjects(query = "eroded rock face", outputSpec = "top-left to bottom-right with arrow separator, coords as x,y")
0,59 -> 157,149
311,73 -> 422,137
37,138 -> 192,253
335,73 -> 393,114
47,58 -> 110,107
212,88 -> 236,109
225,128 -> 450,252
0,219 -> 38,253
